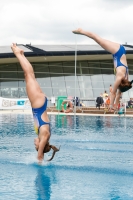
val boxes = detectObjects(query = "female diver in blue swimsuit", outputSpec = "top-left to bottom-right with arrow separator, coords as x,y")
72,28 -> 133,111
11,43 -> 59,162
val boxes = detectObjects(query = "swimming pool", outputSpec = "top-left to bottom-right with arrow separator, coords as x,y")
0,114 -> 133,200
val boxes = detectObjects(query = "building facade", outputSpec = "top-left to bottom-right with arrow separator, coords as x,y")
0,44 -> 133,105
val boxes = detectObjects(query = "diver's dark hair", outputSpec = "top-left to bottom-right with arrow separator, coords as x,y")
119,79 -> 132,92
43,142 -> 60,161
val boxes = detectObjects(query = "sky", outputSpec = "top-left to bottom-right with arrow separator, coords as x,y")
0,0 -> 133,46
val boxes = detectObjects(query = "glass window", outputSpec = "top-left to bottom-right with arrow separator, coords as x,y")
63,67 -> 75,74
1,88 -> 18,97
129,75 -> 133,80
78,75 -> 91,81
91,81 -> 104,88
100,60 -> 113,69
41,87 -> 53,97
17,65 -> 23,72
50,74 -> 64,81
103,82 -> 113,90
80,68 -> 90,74
49,62 -> 63,67
65,75 -> 75,81
1,88 -> 19,98
63,61 -> 74,67
18,72 -> 25,79
89,68 -> 101,74
68,62 -> 85,74
63,62 -> 80,73
35,73 -> 50,78
79,81 -> 92,89
79,89 -> 87,98
1,80 -> 18,88
127,60 -> 133,65
52,88 -> 67,97
79,61 -> 88,68
2,59 -> 132,100
65,80 -> 79,88
128,70 -> 133,75
122,91 -> 129,100
0,64 -> 17,71
11,88 -> 19,98
49,66 -> 63,73
101,68 -> 114,74
33,63 -> 49,72
1,88 -> 11,97
93,89 -> 104,98
102,74 -> 115,82
66,88 -> 81,97
128,60 -> 133,74
80,89 -> 93,98
89,62 -> 101,69
37,77 -> 51,87
18,81 -> 26,87
91,74 -> 103,81
18,88 -> 27,98
0,72 -> 18,79
51,80 -> 65,87
128,90 -> 133,97
75,68 -> 80,74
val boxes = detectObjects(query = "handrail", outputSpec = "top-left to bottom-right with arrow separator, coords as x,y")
47,98 -> 133,115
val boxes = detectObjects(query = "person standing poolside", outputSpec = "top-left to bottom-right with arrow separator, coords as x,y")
109,84 -> 113,101
103,90 -> 108,98
109,85 -> 113,96
96,93 -> 104,110
102,90 -> 108,107
105,96 -> 110,109
72,28 -> 133,111
11,43 -> 60,162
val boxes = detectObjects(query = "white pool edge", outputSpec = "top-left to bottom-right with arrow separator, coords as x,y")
0,110 -> 133,117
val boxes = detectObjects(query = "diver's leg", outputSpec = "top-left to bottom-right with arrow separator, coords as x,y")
109,73 -> 123,111
72,28 -> 120,54
115,90 -> 122,109
11,44 -> 44,107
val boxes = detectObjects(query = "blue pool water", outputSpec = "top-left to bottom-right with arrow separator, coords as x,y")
0,114 -> 133,200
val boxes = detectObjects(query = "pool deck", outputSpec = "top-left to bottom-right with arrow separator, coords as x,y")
0,109 -> 133,117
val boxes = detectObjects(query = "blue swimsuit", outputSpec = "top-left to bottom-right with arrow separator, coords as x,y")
113,45 -> 128,77
32,97 -> 50,135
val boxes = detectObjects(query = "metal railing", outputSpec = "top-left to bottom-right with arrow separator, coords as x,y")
47,98 -> 133,115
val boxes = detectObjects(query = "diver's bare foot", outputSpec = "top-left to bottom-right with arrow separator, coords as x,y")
11,43 -> 24,56
72,28 -> 84,35
108,106 -> 117,112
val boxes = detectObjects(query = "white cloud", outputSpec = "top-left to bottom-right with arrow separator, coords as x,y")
0,0 -> 133,46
